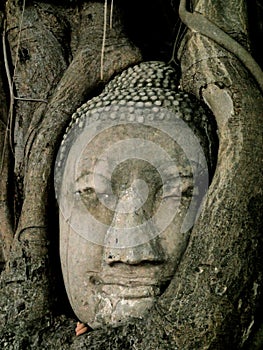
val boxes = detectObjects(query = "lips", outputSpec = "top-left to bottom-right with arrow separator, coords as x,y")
101,284 -> 161,299
89,273 -> 171,299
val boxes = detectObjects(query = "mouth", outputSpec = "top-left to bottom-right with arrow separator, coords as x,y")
89,274 -> 171,299
101,284 -> 160,299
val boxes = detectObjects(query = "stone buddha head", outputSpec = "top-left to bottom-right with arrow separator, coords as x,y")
54,61 -> 217,329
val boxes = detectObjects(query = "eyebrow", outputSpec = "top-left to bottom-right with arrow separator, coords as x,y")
76,171 -> 111,185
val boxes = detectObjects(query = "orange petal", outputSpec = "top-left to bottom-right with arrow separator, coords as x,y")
76,326 -> 88,336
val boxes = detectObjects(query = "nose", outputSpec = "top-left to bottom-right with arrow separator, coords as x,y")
103,187 -> 165,265
103,239 -> 165,265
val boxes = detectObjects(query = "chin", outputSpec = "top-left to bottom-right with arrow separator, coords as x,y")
90,294 -> 156,329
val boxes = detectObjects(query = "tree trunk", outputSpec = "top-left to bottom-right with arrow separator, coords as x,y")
0,0 -> 262,349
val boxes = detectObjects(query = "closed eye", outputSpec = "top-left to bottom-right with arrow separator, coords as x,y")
162,189 -> 181,200
75,187 -> 95,196
162,176 -> 193,200
83,187 -> 95,194
76,172 -> 112,195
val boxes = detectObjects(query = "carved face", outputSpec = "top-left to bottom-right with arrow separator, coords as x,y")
58,121 -> 207,329
55,61 -> 215,329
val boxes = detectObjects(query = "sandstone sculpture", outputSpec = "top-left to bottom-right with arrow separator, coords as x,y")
55,61 -> 218,329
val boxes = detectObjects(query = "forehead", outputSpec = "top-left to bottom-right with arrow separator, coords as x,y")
76,123 -> 192,179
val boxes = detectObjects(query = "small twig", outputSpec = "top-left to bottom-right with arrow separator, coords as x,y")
168,20 -> 186,66
2,20 -> 13,99
14,96 -> 48,103
101,0 -> 108,80
1,19 -> 14,173
109,0 -> 114,29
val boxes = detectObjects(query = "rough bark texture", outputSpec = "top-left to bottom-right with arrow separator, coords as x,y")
0,0 -> 262,349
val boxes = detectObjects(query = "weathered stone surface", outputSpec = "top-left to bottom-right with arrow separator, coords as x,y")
56,61 -> 218,329
0,0 -> 262,348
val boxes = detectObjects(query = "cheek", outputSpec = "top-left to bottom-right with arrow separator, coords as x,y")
60,214 -> 105,325
60,217 -> 104,300
60,214 -> 103,272
159,209 -> 191,269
